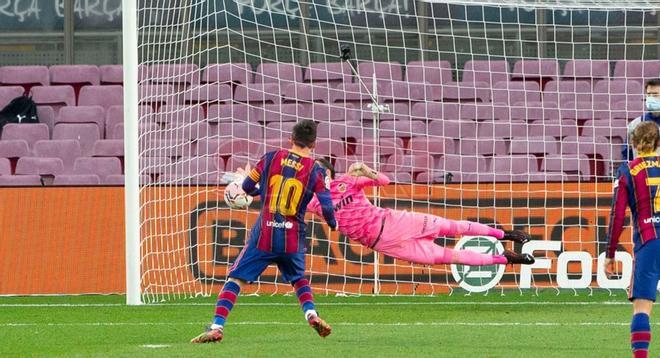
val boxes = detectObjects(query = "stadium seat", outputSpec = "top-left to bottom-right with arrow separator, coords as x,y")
234,83 -> 281,104
543,80 -> 592,108
105,105 -> 150,140
459,60 -> 510,86
381,171 -> 413,183
224,155 -> 252,172
358,61 -> 404,82
315,139 -> 345,158
0,157 -> 10,175
492,154 -> 539,176
308,103 -> 360,122
458,138 -> 508,156
411,102 -> 459,121
56,106 -> 105,136
52,123 -> 100,157
99,65 -> 124,85
304,62 -> 352,85
332,82 -> 373,105
317,120 -> 369,140
379,119 -> 426,138
251,103 -> 308,124
206,103 -> 250,123
202,63 -> 253,84
561,60 -> 610,83
0,140 -> 29,158
581,119 -> 628,142
37,106 -> 56,135
282,82 -> 343,104
142,138 -> 195,158
1,123 -> 49,152
0,86 -> 26,108
153,104 -> 205,125
380,153 -> 434,177
527,119 -> 578,138
477,120 -> 527,139
33,139 -> 81,174
92,139 -> 124,157
30,85 -> 75,114
379,102 -> 410,121
53,174 -> 101,185
102,174 -> 152,185
0,66 -> 49,92
333,155 -> 377,174
182,84 -> 232,107
406,61 -> 454,84
0,174 -> 42,186
409,137 -> 456,157
72,157 -> 122,181
148,64 -> 199,86
378,81 -> 428,103
138,84 -> 177,108
15,157 -> 64,176
511,59 -> 560,82
159,156 -> 224,184
428,119 -> 477,138
49,65 -> 101,97
510,101 -> 559,122
459,103 -> 498,121
491,81 -> 541,105
593,80 -> 644,119
613,60 -> 660,84
509,136 -> 559,155
264,121 -> 297,139
139,156 -> 172,176
354,138 -> 403,159
442,82 -> 491,102
217,122 -> 264,140
214,139 -> 264,158
561,135 -> 613,176
435,153 -> 492,183
255,63 -> 303,84
542,154 -> 591,180
264,138 -> 289,152
79,85 -> 124,110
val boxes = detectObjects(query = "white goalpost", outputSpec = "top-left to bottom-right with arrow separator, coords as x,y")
125,0 -> 660,304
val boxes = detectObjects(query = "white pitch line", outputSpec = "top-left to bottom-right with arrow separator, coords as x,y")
0,301 -> 631,307
0,321 -> 652,328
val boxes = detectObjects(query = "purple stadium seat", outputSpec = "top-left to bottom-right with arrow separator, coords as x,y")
30,85 -> 75,114
542,154 -> 591,179
510,101 -> 559,122
317,120 -> 368,140
92,139 -> 124,157
428,120 -> 477,139
49,65 -> 100,89
378,82 -> 428,103
305,62 -> 352,85
140,156 -> 172,176
0,157 -> 9,175
202,63 -> 253,84
460,60 -> 510,86
379,119 -> 426,138
409,137 -> 455,157
56,106 -> 105,136
613,60 -> 660,83
15,157 -> 64,175
491,81 -> 541,105
159,156 -> 223,184
217,122 -> 263,139
53,174 -> 101,185
406,61 -> 454,84
215,139 -> 263,158
611,99 -> 645,120
0,140 -> 29,158
264,138 -> 288,152
357,62 -> 403,82
459,103 -> 498,121
206,103 -> 250,123
435,154 -> 492,183
308,103 -> 360,122
354,138 -> 402,158
0,175 -> 42,186
100,65 -> 123,85
442,82 -> 491,102
509,136 -> 559,155
1,123 -> 49,152
153,104 -> 204,125
282,83 -> 343,104
264,121 -> 297,139
562,60 -> 610,82
315,139 -> 345,158
477,120 -> 527,139
255,63 -> 303,84
458,138 -> 508,156
528,119 -> 578,138
79,85 -> 124,110
543,80 -> 592,108
105,105 -> 150,139
33,139 -> 81,174
182,84 -> 232,107
148,64 -> 199,85
225,155 -> 252,172
0,86 -> 25,108
234,83 -> 281,104
378,103 -> 410,121
411,102 -> 459,121
141,139 -> 194,158
334,155 -> 377,174
511,60 -> 560,81
492,155 -> 539,174
104,174 -> 126,185
0,66 -> 49,92
331,82 -> 373,105
52,123 -> 100,157
381,153 -> 434,176
37,106 -> 56,134
581,119 -> 627,142
593,80 -> 644,116
138,84 -> 177,108
251,103 -> 308,124
561,135 -> 613,176
73,157 -> 122,181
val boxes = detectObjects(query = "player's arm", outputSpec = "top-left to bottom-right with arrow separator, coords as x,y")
241,159 -> 264,197
312,168 -> 337,230
603,171 -> 629,276
349,162 -> 390,187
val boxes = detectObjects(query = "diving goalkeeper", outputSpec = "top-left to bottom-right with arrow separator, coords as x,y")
308,159 -> 535,266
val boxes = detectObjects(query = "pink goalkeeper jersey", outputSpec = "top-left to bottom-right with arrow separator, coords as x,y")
307,173 -> 391,247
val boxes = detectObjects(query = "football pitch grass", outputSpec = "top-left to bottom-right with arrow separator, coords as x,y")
0,291 -> 652,357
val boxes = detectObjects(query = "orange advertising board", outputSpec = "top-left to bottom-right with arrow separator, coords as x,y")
0,183 -> 626,295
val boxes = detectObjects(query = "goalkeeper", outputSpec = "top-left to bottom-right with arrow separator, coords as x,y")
308,159 -> 535,266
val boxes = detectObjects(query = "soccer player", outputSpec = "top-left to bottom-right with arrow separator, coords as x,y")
605,121 -> 660,358
308,159 -> 535,267
191,120 -> 338,343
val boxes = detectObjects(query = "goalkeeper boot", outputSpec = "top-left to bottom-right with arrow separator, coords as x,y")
308,315 -> 332,338
190,326 -> 223,343
503,250 -> 535,265
502,230 -> 531,244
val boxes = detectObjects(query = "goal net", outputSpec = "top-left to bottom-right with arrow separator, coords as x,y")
128,0 -> 660,303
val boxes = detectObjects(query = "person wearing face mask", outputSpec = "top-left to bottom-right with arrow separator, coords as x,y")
621,78 -> 660,161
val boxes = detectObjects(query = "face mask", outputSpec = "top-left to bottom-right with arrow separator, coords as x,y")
646,96 -> 660,112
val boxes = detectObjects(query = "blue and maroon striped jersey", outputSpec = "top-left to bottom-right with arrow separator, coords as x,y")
607,154 -> 660,258
241,149 -> 337,254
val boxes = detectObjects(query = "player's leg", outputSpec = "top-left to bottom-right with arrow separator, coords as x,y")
628,239 -> 660,357
277,254 -> 332,338
631,299 -> 653,358
191,241 -> 272,343
375,238 -> 506,266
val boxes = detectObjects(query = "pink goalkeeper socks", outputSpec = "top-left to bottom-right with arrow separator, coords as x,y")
436,248 -> 508,265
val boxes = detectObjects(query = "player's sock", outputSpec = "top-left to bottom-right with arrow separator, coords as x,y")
439,220 -> 504,239
293,278 -> 317,320
435,248 -> 508,265
212,281 -> 241,328
631,313 -> 651,358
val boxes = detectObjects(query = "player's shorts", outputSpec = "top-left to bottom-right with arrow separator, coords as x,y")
228,237 -> 306,284
371,211 -> 447,265
630,239 -> 660,302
